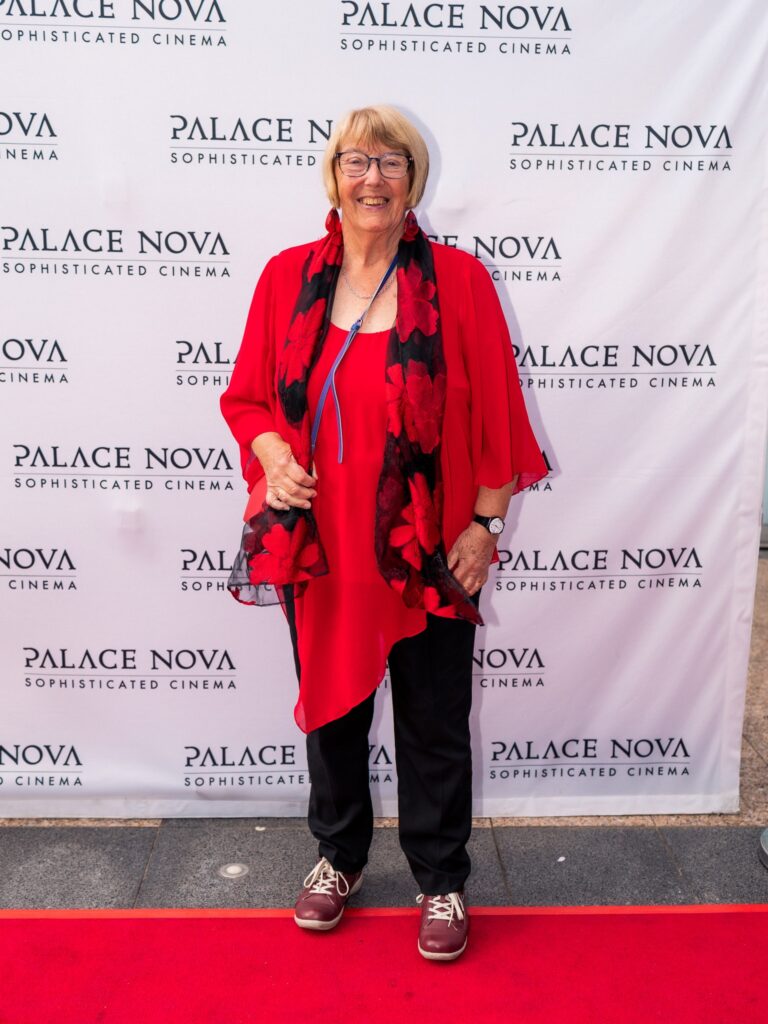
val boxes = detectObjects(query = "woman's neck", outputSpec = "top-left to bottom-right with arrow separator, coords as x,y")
341,221 -> 403,270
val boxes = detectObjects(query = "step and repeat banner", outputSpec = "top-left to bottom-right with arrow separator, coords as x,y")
1,1 -> 767,817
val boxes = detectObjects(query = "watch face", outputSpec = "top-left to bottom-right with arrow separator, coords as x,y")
489,517 -> 505,535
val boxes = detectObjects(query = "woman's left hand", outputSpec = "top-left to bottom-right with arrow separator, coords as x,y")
446,523 -> 498,596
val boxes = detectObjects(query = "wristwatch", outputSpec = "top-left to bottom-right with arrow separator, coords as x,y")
473,514 -> 505,535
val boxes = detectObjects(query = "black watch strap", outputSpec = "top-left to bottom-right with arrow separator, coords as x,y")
473,514 -> 504,534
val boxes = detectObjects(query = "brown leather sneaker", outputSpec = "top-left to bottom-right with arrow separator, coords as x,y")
417,891 -> 469,961
294,857 -> 364,931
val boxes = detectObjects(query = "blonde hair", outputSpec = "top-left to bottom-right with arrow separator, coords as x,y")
322,105 -> 430,210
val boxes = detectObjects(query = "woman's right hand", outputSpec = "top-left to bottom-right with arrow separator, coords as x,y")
251,432 -> 318,511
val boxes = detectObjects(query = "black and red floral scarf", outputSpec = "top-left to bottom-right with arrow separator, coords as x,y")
228,208 -> 482,625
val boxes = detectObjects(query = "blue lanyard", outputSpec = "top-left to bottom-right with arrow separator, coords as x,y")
310,253 -> 398,464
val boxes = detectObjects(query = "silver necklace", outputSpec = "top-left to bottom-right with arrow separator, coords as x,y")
341,266 -> 396,301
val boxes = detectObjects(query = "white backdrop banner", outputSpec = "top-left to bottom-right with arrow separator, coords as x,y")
1,0 -> 767,817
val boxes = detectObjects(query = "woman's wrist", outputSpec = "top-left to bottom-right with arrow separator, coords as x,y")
251,431 -> 290,468
467,520 -> 499,545
251,430 -> 283,452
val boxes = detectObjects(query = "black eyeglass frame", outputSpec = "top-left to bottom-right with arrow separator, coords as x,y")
334,150 -> 414,179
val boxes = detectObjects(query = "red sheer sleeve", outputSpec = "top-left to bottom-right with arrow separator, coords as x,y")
463,258 -> 548,494
220,256 -> 279,492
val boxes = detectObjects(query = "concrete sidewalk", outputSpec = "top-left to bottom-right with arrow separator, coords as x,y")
1,818 -> 767,911
1,559 -> 766,910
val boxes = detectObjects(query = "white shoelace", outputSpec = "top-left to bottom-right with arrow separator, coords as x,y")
302,857 -> 351,897
416,892 -> 465,926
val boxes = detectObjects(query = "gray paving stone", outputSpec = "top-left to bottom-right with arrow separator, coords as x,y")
659,826 -> 768,903
0,826 -> 157,909
355,828 -> 418,907
466,828 -> 511,905
137,820 -> 508,908
161,817 -> 305,829
136,820 -> 318,908
493,825 -> 695,906
14,821 -> 764,911
355,826 -> 508,907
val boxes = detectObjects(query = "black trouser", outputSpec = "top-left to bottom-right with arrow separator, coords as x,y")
284,586 -> 479,895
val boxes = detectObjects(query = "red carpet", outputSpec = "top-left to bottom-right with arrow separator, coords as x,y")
0,904 -> 765,1024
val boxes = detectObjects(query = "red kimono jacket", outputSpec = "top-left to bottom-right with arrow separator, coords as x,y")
221,238 -> 547,732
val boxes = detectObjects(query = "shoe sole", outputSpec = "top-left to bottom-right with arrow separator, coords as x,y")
294,874 -> 364,931
418,938 -> 468,961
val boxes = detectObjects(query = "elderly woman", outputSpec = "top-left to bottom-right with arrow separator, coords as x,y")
220,105 -> 546,961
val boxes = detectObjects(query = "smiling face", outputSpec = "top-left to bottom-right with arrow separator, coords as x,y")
335,139 -> 411,242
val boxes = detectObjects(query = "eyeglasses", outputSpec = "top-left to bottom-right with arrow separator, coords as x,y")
335,150 -> 413,179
